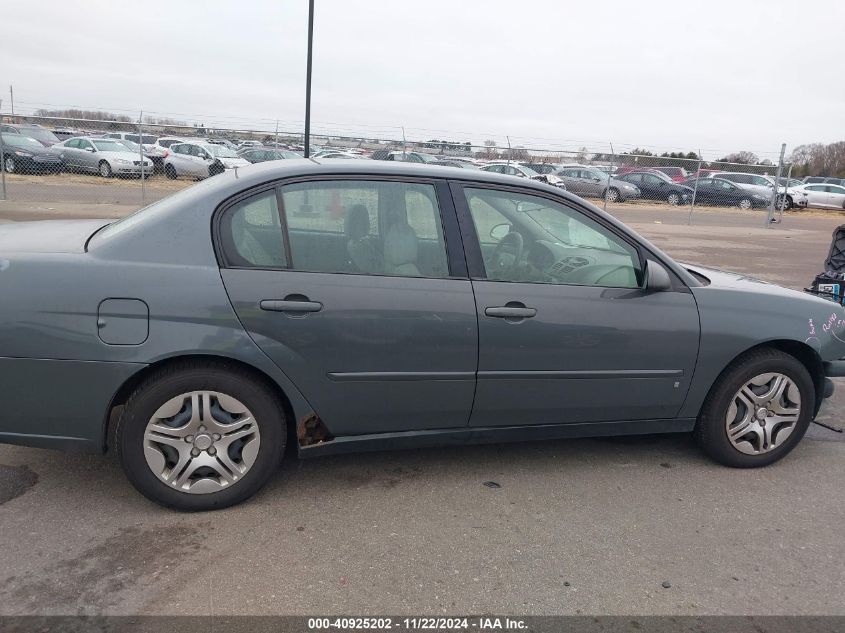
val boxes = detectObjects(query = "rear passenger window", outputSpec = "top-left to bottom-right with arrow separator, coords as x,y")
280,180 -> 449,278
220,191 -> 288,268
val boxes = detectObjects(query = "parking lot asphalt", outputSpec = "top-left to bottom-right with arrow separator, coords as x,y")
0,183 -> 844,616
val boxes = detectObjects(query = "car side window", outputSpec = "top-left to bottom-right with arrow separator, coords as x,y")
220,190 -> 288,268
279,180 -> 450,278
643,174 -> 662,185
65,139 -> 79,148
78,139 -> 93,150
463,187 -> 642,288
625,173 -> 642,183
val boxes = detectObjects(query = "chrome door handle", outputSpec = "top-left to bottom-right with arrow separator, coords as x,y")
260,300 -> 323,313
485,306 -> 536,319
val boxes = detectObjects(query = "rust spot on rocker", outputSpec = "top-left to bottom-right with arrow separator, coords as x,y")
297,413 -> 334,446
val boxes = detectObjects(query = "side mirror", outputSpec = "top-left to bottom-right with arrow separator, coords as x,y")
490,223 -> 512,241
86,147 -> 96,152
645,259 -> 672,292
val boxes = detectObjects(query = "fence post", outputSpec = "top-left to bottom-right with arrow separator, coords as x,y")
687,153 -> 702,225
603,142 -> 615,213
767,143 -> 786,227
274,120 -> 279,151
778,163 -> 793,222
138,110 -> 145,205
506,136 -> 512,166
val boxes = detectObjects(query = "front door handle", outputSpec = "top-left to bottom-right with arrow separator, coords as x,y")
485,305 -> 537,319
260,299 -> 323,313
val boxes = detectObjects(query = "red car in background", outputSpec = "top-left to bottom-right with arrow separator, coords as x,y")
652,166 -> 689,182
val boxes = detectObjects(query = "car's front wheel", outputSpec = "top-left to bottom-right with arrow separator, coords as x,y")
4,156 -> 16,173
116,362 -> 286,511
667,191 -> 682,205
738,197 -> 753,210
99,160 -> 113,178
604,187 -> 620,203
694,348 -> 813,468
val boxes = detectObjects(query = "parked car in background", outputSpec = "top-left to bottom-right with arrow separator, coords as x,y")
433,159 -> 481,169
1,123 -> 61,147
803,176 -> 845,187
153,136 -> 192,151
239,148 -> 303,163
0,161 -> 840,511
54,137 -> 153,177
207,139 -> 240,151
237,140 -> 263,149
616,170 -> 693,205
522,163 -> 560,175
52,127 -> 87,141
555,165 -> 640,202
679,177 -> 768,209
652,166 -> 689,182
312,150 -> 362,159
791,184 -> 845,210
106,132 -> 168,171
711,172 -> 807,209
0,133 -> 64,174
164,141 -> 250,179
482,162 -> 567,189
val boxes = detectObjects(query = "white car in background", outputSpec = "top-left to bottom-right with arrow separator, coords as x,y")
792,183 -> 845,210
164,141 -> 250,179
53,137 -> 153,177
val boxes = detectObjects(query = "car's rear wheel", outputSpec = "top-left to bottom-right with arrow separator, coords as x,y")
116,362 -> 286,511
667,191 -> 681,205
165,163 -> 178,180
99,160 -> 113,178
738,197 -> 753,210
694,348 -> 813,468
4,156 -> 16,173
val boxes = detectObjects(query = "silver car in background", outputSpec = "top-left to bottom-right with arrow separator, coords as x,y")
556,165 -> 640,202
53,137 -> 153,177
164,141 -> 250,179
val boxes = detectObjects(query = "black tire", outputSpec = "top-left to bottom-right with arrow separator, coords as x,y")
778,195 -> 793,210
4,155 -> 16,173
116,361 -> 287,511
738,197 -> 753,210
99,160 -> 113,178
165,163 -> 178,180
667,191 -> 682,205
694,348 -> 814,468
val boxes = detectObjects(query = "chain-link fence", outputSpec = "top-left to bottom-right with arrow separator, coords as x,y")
0,109 -> 803,225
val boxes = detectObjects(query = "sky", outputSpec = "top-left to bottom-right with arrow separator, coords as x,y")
1,0 -> 843,160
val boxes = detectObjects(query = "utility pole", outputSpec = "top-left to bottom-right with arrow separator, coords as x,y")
303,0 -> 314,158
9,86 -> 13,116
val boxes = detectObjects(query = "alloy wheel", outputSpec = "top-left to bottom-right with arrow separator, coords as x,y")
667,192 -> 681,205
739,198 -> 752,210
4,156 -> 15,173
725,372 -> 800,455
143,390 -> 261,494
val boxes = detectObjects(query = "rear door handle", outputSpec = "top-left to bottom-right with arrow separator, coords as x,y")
260,299 -> 323,313
485,306 -> 537,319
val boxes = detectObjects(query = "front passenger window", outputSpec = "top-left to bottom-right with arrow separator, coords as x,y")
463,188 -> 642,288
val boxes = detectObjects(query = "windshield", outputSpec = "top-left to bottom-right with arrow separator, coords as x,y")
279,150 -> 302,159
206,144 -> 239,158
414,153 -> 438,163
1,134 -> 44,149
118,140 -> 141,151
584,169 -> 609,181
520,165 -> 540,177
92,139 -> 129,152
18,126 -> 59,144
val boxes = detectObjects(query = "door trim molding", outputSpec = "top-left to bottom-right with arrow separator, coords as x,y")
327,371 -> 475,382
477,369 -> 684,380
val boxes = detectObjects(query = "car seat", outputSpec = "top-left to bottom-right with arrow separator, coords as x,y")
345,204 -> 383,273
383,222 -> 421,277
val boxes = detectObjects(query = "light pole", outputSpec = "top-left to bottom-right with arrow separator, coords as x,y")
304,0 -> 314,158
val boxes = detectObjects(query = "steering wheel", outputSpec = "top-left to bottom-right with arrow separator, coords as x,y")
489,231 -> 524,278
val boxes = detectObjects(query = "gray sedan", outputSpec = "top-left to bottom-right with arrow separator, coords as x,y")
556,165 -> 640,202
0,161 -> 841,511
54,137 -> 153,177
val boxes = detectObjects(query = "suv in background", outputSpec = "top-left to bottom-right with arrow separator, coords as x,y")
803,176 -> 845,187
652,166 -> 689,182
712,172 -> 807,209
